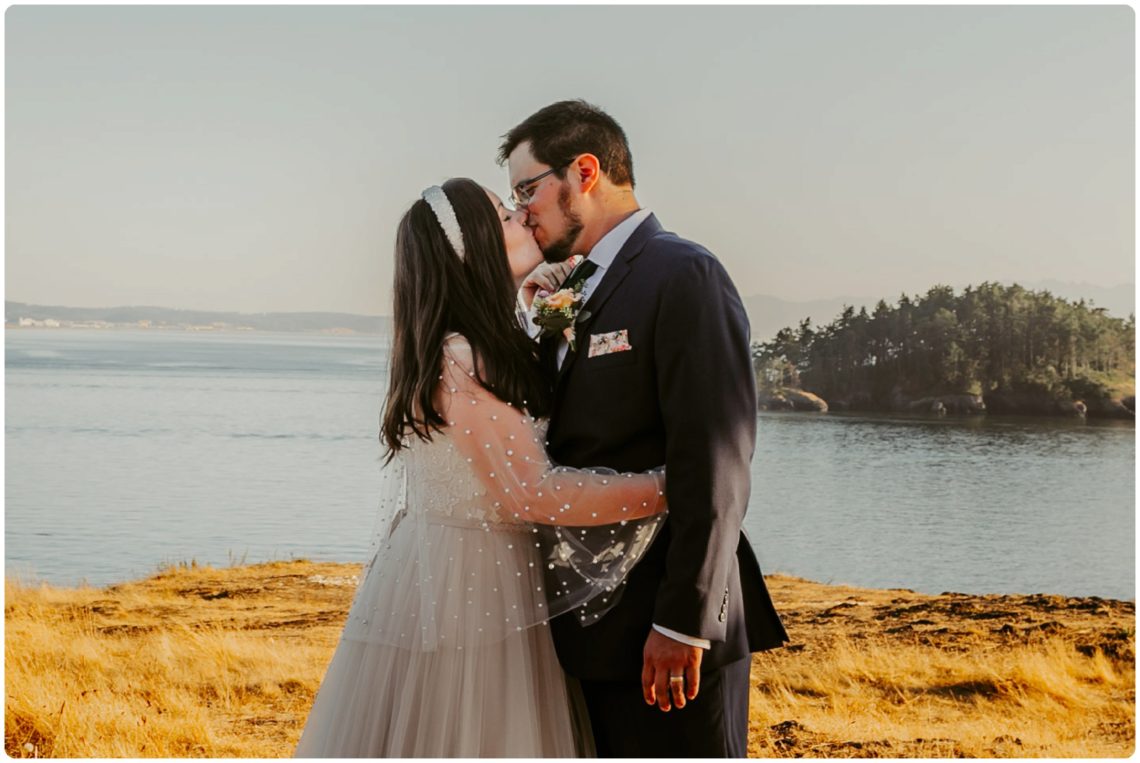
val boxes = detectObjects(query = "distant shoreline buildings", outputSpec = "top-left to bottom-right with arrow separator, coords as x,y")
6,301 -> 390,335
12,317 -> 259,332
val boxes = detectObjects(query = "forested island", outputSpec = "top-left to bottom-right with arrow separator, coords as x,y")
752,283 -> 1135,419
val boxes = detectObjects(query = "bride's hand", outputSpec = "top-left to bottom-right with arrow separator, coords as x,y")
520,258 -> 578,309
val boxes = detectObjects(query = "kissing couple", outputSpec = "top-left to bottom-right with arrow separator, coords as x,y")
294,100 -> 787,758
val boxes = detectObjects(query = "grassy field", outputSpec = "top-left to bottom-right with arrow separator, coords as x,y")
5,560 -> 1134,757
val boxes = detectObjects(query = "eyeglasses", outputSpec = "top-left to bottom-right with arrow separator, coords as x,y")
510,162 -> 571,207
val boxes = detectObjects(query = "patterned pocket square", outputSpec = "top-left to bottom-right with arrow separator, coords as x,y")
588,330 -> 633,358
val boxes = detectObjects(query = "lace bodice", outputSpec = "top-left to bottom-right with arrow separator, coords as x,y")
398,333 -> 525,525
403,430 -> 520,528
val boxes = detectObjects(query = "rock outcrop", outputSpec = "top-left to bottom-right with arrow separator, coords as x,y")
1082,397 -> 1135,419
904,394 -> 986,415
985,391 -> 1134,419
758,388 -> 828,412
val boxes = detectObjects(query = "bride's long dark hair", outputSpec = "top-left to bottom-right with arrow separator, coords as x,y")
381,178 -> 552,462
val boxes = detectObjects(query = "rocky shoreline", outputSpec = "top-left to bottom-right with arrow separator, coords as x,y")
759,387 -> 1136,419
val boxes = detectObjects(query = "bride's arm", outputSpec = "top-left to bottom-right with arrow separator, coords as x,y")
436,341 -> 665,527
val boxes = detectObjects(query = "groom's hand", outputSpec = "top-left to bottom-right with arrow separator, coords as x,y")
641,630 -> 702,712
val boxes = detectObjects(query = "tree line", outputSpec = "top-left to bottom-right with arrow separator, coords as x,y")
752,283 -> 1135,407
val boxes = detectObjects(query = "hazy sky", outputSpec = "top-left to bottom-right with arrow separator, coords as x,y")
6,5 -> 1134,314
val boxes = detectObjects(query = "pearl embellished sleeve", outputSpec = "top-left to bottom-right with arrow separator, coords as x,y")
436,339 -> 666,527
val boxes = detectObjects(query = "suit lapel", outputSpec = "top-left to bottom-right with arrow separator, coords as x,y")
556,214 -> 663,384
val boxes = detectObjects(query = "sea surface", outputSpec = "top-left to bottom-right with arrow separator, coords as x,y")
6,330 -> 1135,599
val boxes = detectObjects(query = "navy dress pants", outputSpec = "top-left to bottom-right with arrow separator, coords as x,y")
578,656 -> 752,758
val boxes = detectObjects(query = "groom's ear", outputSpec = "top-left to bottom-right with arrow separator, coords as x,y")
570,153 -> 602,195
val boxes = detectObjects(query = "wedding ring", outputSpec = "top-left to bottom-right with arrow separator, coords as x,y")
669,674 -> 684,684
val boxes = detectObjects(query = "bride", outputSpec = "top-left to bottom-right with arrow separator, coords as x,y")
293,178 -> 668,757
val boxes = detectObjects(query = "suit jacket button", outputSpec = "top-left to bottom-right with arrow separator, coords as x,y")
718,611 -> 727,623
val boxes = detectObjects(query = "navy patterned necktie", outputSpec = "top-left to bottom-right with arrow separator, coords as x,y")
561,258 -> 599,293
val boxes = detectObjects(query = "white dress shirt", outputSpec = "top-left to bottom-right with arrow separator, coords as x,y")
555,207 -> 654,368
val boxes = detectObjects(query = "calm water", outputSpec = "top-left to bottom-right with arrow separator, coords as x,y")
6,330 -> 1135,599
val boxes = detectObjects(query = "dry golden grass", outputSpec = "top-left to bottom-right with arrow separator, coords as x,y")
5,561 -> 1134,757
750,577 -> 1135,757
5,560 -> 350,757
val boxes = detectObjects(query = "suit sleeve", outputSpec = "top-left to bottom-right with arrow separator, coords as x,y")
651,250 -> 757,642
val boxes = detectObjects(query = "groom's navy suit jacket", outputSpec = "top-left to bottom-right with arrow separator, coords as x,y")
541,214 -> 788,682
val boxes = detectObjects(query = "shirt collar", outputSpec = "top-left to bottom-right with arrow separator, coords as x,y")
583,208 -> 653,272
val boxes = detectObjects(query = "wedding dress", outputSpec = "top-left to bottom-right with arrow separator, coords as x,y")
294,336 -> 666,757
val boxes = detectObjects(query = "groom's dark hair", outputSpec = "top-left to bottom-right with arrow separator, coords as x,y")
498,100 -> 635,188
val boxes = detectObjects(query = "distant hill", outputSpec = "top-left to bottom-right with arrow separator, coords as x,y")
1018,280 -> 1134,320
10,278 -> 1134,341
5,301 -> 391,334
743,281 -> 1134,343
743,294 -> 876,343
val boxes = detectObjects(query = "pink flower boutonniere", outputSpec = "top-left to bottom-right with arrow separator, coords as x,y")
532,284 -> 592,352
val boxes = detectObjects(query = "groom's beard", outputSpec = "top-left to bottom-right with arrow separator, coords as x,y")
541,185 -> 584,264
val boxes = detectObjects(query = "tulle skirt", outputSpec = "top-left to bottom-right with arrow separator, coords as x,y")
294,519 -> 594,758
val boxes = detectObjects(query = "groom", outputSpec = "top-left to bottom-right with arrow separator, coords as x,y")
500,100 -> 788,757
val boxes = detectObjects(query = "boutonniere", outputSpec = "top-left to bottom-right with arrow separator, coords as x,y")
532,285 -> 592,352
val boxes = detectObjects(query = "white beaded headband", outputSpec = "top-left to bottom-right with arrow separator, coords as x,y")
421,185 -> 466,261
